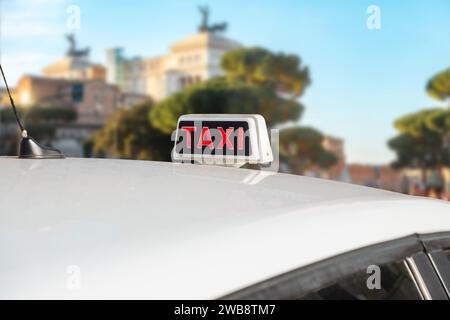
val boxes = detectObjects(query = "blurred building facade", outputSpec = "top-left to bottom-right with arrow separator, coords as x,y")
305,136 -> 404,192
3,34 -> 152,120
1,21 -> 244,156
43,56 -> 106,82
346,164 -> 402,192
321,136 -> 346,180
0,35 -> 153,156
3,72 -> 122,156
1,22 -> 244,157
106,32 -> 241,101
11,75 -> 120,125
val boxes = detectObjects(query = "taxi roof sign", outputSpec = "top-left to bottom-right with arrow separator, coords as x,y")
172,114 -> 273,166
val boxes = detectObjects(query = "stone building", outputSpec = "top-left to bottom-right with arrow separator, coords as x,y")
43,56 -> 106,82
10,75 -> 121,125
106,32 -> 241,101
106,7 -> 240,101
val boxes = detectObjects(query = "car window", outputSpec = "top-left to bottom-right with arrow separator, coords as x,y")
298,259 -> 421,300
437,248 -> 450,295
443,249 -> 450,263
221,235 -> 428,300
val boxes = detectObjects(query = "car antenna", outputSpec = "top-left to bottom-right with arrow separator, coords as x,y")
0,64 -> 64,159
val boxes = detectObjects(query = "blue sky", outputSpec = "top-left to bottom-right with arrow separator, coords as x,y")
1,0 -> 449,163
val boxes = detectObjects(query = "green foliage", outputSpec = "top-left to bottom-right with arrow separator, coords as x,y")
391,67 -> 450,172
27,106 -> 78,142
425,108 -> 450,134
387,134 -> 416,169
25,106 -> 77,124
0,105 -> 78,146
0,105 -> 77,124
221,47 -> 311,98
0,107 -> 23,123
426,68 -> 450,103
279,126 -> 337,174
390,66 -> 450,189
93,101 -> 172,161
389,108 -> 450,170
26,124 -> 57,141
394,108 -> 441,137
149,78 -> 303,134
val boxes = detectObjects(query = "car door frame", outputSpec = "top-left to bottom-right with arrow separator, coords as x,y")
419,232 -> 450,298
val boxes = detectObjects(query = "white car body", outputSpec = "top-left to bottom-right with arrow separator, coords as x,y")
1,157 -> 450,299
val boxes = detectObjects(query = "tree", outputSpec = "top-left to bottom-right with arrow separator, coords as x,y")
221,47 -> 311,99
389,68 -> 450,194
25,106 -> 77,124
279,126 -> 337,174
25,106 -> 78,143
427,68 -> 450,104
393,108 -> 442,137
93,101 -> 172,161
149,77 -> 303,134
394,108 -> 449,164
388,133 -> 439,168
389,108 -> 450,189
0,105 -> 76,126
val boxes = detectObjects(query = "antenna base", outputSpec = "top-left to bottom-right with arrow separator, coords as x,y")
18,136 -> 65,159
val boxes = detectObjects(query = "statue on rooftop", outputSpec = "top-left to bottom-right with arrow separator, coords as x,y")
198,5 -> 227,33
65,33 -> 90,58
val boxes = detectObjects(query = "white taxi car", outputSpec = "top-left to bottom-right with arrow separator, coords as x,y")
1,112 -> 450,300
1,156 -> 450,300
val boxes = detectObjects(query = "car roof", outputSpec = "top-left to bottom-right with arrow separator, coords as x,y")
1,157 -> 450,299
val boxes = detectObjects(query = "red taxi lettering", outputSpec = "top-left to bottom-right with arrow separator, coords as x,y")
180,125 -> 246,150
237,127 -> 244,151
217,127 -> 234,150
180,126 -> 196,148
198,127 -> 214,149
